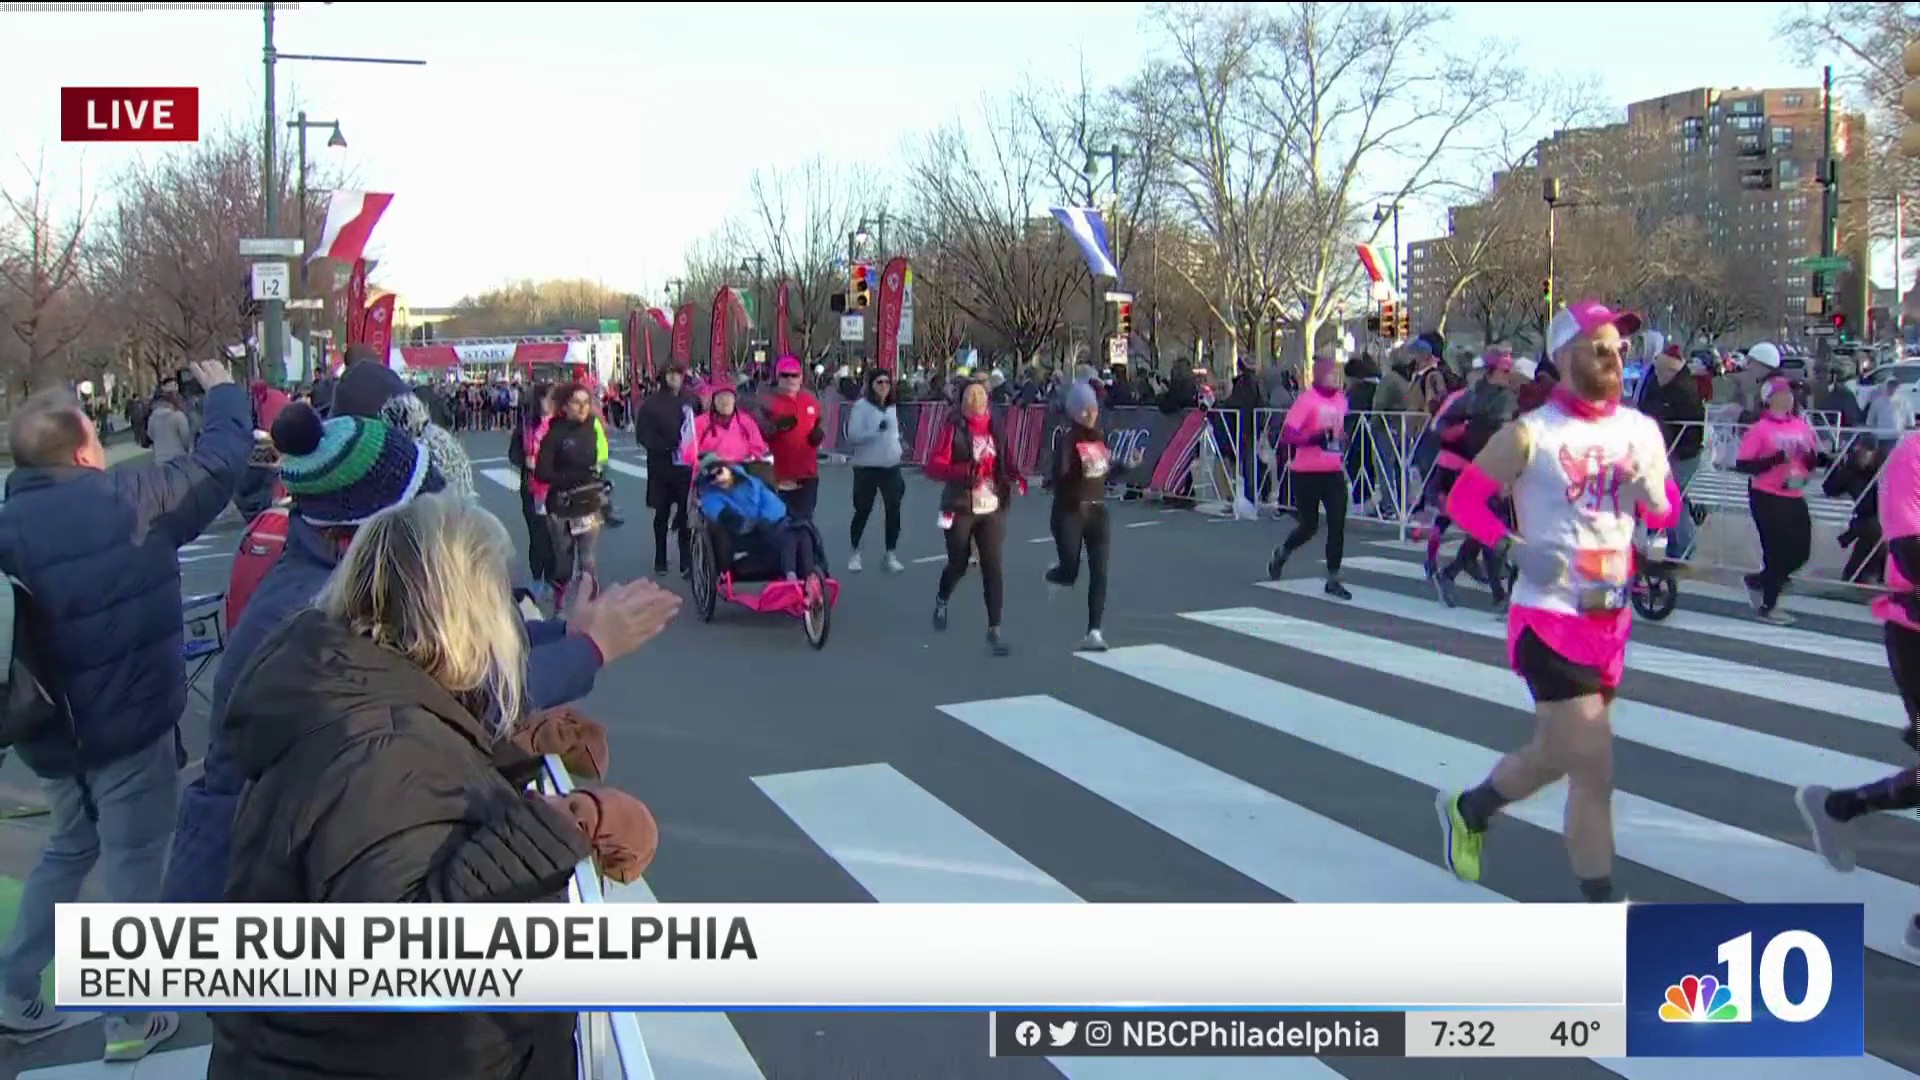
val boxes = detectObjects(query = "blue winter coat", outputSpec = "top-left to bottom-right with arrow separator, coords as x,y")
697,469 -> 787,535
160,513 -> 605,903
0,383 -> 251,778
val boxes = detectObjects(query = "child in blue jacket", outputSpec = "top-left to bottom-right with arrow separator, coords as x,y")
697,453 -> 813,581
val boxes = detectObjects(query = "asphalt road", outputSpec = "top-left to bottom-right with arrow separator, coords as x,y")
7,427 -> 1920,1079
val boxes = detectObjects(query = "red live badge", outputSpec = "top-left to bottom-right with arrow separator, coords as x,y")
60,88 -> 200,143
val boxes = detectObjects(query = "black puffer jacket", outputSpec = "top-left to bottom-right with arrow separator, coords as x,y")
533,416 -> 601,514
212,609 -> 589,1080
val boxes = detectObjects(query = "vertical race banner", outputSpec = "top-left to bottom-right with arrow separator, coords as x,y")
710,286 -> 734,385
362,294 -> 397,363
625,310 -> 642,383
775,280 -> 792,360
671,303 -> 695,367
875,256 -> 909,375
645,307 -> 672,377
345,258 -> 370,344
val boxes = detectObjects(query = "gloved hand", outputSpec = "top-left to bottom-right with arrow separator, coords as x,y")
1497,537 -> 1568,588
772,415 -> 799,434
510,706 -> 610,779
1314,430 -> 1337,450
877,417 -> 891,431
806,426 -> 825,447
717,507 -> 746,533
547,788 -> 658,884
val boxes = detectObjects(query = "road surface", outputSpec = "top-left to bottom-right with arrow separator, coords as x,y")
7,428 -> 1919,1079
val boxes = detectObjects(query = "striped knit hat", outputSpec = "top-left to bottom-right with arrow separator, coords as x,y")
270,403 -> 443,527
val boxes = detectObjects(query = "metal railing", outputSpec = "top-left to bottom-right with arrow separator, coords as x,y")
536,752 -> 657,1080
1217,406 -> 1895,593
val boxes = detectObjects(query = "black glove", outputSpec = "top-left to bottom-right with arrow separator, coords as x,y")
1315,431 -> 1337,450
877,418 -> 891,431
716,507 -> 746,533
772,416 -> 799,434
806,426 -> 825,448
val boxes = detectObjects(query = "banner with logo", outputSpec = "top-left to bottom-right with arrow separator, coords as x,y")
710,286 -> 734,385
775,281 -> 792,359
362,294 -> 396,363
625,310 -> 642,385
345,259 -> 369,344
875,257 -> 909,375
671,303 -> 695,366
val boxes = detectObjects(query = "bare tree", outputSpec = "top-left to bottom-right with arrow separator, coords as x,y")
0,153 -> 92,397
441,278 -> 638,338
739,158 -> 881,358
903,102 -> 1084,367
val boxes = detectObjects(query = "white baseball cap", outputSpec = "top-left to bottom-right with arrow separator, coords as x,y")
1545,300 -> 1644,355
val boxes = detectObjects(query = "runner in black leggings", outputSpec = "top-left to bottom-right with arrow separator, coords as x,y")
926,381 -> 1023,657
1046,381 -> 1143,652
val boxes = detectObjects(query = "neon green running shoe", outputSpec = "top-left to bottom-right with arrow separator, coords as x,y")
1436,790 -> 1484,883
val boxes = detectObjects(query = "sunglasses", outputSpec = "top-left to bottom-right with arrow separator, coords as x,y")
779,372 -> 801,379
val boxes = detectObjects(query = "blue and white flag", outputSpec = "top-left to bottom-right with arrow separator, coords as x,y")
1050,206 -> 1120,282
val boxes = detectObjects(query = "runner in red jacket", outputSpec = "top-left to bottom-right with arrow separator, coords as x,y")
761,355 -> 825,520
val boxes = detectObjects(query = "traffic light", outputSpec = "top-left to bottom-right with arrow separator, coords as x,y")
1397,306 -> 1411,342
1379,300 -> 1396,339
1366,313 -> 1382,334
1833,312 -> 1848,339
1904,39 -> 1920,158
1116,301 -> 1133,338
851,263 -> 873,309
1542,278 -> 1553,305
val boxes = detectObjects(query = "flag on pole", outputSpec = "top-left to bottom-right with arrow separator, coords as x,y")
1049,206 -> 1120,281
310,191 -> 394,264
1355,243 -> 1392,289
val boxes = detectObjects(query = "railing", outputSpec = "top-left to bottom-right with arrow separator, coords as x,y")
536,752 -> 657,1080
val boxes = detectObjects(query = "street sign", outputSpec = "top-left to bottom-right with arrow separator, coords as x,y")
240,237 -> 304,257
1793,255 -> 1850,272
1104,290 -> 1134,303
285,297 -> 324,311
1806,324 -> 1836,337
1108,337 -> 1127,367
250,261 -> 289,302
840,314 -> 865,342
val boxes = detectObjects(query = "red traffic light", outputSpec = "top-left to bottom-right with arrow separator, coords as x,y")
1832,313 -> 1846,329
853,263 -> 871,286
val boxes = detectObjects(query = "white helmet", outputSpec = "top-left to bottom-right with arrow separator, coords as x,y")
1747,343 -> 1781,370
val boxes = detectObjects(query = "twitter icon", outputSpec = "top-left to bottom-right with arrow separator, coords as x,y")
1048,1021 -> 1078,1048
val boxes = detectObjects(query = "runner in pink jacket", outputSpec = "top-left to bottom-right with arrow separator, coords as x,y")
1734,376 -> 1821,622
1795,431 -> 1920,954
1265,356 -> 1352,600
681,384 -> 769,466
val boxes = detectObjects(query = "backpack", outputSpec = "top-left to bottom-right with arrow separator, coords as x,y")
227,508 -> 289,632
0,574 -> 70,750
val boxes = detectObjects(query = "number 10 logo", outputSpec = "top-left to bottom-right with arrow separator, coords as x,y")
1661,931 -> 1833,1024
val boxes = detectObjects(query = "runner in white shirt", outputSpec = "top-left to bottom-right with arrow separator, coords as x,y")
1434,301 -> 1682,903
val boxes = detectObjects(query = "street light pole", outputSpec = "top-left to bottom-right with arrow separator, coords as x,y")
1543,177 -> 1561,332
262,2 -> 280,385
288,112 -> 342,377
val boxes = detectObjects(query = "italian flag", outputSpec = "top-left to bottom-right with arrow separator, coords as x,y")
1355,243 -> 1392,288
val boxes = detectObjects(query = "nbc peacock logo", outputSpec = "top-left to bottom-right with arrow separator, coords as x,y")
1659,974 -> 1741,1022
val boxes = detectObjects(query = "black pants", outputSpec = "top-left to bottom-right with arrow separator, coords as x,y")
1842,517 -> 1885,585
938,510 -> 1006,626
779,478 -> 820,522
1047,502 -> 1111,632
1745,489 -> 1811,611
520,482 -> 556,585
1283,469 -> 1347,575
648,461 -> 692,571
851,466 -> 905,552
547,516 -> 600,592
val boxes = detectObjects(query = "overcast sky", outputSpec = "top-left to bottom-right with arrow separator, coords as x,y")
1,2 -> 1831,306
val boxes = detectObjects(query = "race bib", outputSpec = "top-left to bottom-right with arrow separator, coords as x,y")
1573,547 -> 1629,612
568,515 -> 596,536
1784,472 -> 1809,491
1077,442 -> 1111,480
972,487 -> 1001,515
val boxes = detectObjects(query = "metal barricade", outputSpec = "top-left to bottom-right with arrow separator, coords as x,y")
536,753 -> 658,1080
1241,408 -> 1433,532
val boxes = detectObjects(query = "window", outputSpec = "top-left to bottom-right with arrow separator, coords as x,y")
1771,126 -> 1794,148
1783,94 -> 1805,108
1777,158 -> 1803,182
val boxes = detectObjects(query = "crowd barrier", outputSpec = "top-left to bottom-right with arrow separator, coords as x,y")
797,393 -> 1893,595
536,752 -> 657,1080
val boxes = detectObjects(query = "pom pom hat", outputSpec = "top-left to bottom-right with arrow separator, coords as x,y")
270,402 -> 443,527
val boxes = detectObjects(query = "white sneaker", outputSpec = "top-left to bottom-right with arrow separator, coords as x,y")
848,552 -> 864,573
1747,586 -> 1766,614
1760,608 -> 1797,627
103,1011 -> 179,1062
884,553 -> 905,574
1077,630 -> 1109,652
0,994 -> 59,1034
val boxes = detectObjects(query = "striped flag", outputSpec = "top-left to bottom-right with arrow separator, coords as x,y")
310,191 -> 394,264
1049,206 -> 1120,281
1355,243 -> 1392,288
